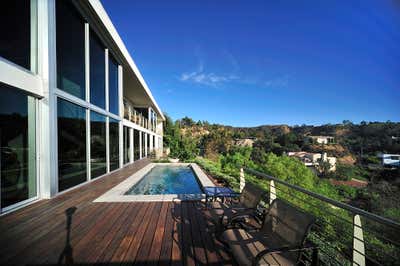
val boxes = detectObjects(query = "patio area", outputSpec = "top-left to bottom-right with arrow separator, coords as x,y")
0,159 -> 232,265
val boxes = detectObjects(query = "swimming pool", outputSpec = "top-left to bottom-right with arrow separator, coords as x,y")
125,165 -> 203,195
94,163 -> 215,202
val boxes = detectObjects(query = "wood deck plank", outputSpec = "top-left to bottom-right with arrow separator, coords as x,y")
0,159 -> 231,265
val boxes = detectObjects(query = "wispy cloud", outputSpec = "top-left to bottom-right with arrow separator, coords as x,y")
264,75 -> 290,88
179,47 -> 291,89
180,71 -> 238,87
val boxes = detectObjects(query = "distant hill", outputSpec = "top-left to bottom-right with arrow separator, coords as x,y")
174,116 -> 400,163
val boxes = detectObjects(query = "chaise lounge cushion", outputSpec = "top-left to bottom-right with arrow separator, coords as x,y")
221,228 -> 294,266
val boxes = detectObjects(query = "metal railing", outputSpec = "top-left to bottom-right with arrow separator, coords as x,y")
240,167 -> 400,266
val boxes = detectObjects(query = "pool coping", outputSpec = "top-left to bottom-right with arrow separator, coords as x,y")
93,163 -> 215,202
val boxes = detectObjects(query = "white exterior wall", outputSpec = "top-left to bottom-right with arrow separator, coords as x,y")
0,0 -> 163,213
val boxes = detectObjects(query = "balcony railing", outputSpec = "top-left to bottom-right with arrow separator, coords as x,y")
237,167 -> 400,266
123,104 -> 152,130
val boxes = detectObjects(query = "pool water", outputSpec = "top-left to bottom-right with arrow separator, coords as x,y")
125,165 -> 203,195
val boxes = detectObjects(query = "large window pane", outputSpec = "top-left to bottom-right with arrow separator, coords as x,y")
57,98 -> 86,191
0,83 -> 36,209
56,0 -> 85,99
109,118 -> 119,171
141,131 -> 145,158
134,129 -> 140,161
90,30 -> 105,109
147,133 -> 150,153
109,54 -> 119,115
90,111 -> 106,178
123,126 -> 129,164
0,1 -> 31,70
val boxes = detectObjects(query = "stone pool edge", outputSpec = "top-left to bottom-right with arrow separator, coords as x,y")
93,163 -> 214,202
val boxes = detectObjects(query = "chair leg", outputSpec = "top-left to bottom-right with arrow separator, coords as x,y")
311,248 -> 319,266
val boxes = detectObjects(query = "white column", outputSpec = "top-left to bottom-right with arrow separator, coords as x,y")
119,122 -> 123,167
353,215 -> 366,266
37,0 -> 57,198
270,180 -> 276,204
106,116 -> 110,172
139,131 -> 142,159
129,128 -> 134,163
105,49 -> 109,112
145,133 -> 148,157
239,168 -> 245,193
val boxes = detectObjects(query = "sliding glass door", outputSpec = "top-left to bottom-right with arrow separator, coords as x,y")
0,83 -> 37,210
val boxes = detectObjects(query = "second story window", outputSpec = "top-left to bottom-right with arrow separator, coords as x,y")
108,54 -> 119,115
89,30 -> 106,109
56,0 -> 85,100
0,1 -> 32,70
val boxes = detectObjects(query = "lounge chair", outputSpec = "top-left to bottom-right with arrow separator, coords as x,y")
220,199 -> 318,266
208,182 -> 266,230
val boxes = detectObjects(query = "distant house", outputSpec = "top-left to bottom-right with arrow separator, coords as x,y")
288,151 -> 337,172
377,154 -> 400,167
234,137 -> 256,148
308,135 -> 335,145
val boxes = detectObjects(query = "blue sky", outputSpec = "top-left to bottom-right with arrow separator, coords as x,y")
103,0 -> 400,126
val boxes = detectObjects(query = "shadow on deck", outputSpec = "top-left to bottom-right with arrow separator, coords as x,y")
0,159 -> 233,265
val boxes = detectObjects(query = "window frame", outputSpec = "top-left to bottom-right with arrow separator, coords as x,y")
53,1 -> 123,194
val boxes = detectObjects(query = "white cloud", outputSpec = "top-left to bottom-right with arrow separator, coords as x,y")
180,70 -> 238,87
264,75 -> 290,88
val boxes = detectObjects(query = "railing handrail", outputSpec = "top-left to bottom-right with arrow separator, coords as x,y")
244,167 -> 400,230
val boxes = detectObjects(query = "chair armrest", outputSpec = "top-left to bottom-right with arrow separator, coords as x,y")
252,243 -> 318,266
222,209 -> 260,232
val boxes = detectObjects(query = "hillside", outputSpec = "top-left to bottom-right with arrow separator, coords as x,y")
175,117 -> 400,163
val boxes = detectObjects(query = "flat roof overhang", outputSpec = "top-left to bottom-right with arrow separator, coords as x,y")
78,0 -> 165,120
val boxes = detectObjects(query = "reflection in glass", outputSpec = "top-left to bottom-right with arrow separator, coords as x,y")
56,0 -> 85,99
0,83 -> 36,209
123,126 -> 129,164
57,98 -> 86,191
141,132 -> 146,158
0,1 -> 31,70
109,118 -> 119,171
108,54 -> 119,115
90,111 -> 106,178
147,133 -> 151,153
134,129 -> 140,161
90,30 -> 105,109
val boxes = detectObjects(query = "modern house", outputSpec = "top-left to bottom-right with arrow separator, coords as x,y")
308,135 -> 335,144
0,1 -> 399,266
0,0 -> 164,214
288,151 -> 337,172
377,153 -> 400,168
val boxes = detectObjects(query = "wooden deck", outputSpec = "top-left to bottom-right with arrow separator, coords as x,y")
0,159 -> 233,265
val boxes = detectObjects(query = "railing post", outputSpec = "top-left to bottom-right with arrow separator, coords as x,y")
270,180 -> 276,204
353,214 -> 365,266
239,168 -> 245,193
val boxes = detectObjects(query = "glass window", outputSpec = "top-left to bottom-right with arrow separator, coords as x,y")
90,111 -> 106,178
57,98 -> 86,191
0,1 -> 31,70
134,129 -> 140,161
90,30 -> 105,109
109,118 -> 119,171
141,132 -> 145,158
123,126 -> 129,164
56,0 -> 85,99
108,54 -> 119,115
0,83 -> 36,209
147,133 -> 150,152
